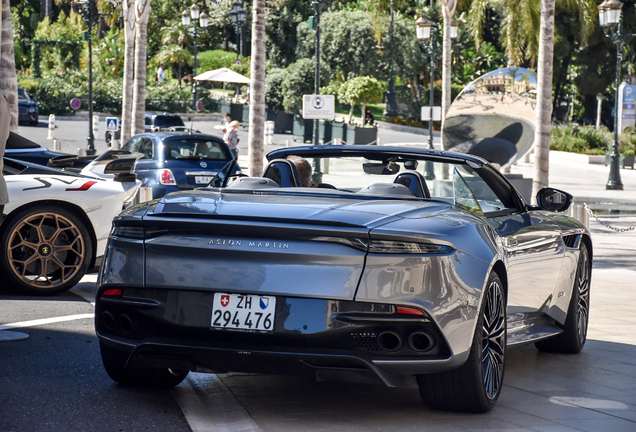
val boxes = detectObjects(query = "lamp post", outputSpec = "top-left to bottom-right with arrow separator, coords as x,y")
416,11 -> 457,179
182,4 -> 209,111
598,0 -> 635,190
73,0 -> 98,155
229,2 -> 246,58
384,0 -> 398,118
310,0 -> 329,184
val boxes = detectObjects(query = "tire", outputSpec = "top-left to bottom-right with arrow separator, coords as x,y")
0,206 -> 93,295
100,341 -> 188,388
417,271 -> 506,413
535,242 -> 591,354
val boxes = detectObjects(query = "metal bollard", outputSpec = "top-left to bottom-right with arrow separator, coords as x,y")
92,115 -> 100,138
53,139 -> 62,152
48,114 -> 55,139
78,148 -> 86,156
333,138 -> 342,146
111,139 -> 120,150
264,121 -> 275,144
134,187 -> 153,205
568,203 -> 589,229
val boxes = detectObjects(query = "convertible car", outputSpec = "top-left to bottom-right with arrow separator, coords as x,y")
95,145 -> 591,413
1,152 -> 141,295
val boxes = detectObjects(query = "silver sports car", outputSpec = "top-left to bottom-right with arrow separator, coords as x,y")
95,145 -> 591,413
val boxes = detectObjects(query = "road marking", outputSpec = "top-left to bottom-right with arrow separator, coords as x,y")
0,313 -> 94,330
172,373 -> 260,432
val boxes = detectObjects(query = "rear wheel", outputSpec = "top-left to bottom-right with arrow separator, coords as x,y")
0,206 -> 93,295
417,271 -> 506,412
100,341 -> 188,388
535,242 -> 590,353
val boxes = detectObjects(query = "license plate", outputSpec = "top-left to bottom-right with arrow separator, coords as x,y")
195,176 -> 214,184
212,293 -> 276,332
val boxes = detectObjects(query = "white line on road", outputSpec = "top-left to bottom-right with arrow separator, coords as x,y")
172,373 -> 260,432
0,313 -> 94,330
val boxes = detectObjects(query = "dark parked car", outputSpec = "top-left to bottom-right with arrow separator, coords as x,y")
95,145 -> 591,413
145,113 -> 187,132
18,88 -> 39,126
121,132 -> 239,198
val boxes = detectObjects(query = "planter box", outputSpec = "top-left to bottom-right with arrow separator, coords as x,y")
331,121 -> 346,142
242,104 -> 250,126
347,124 -> 378,145
319,120 -> 332,144
267,111 -> 294,133
293,116 -> 313,143
623,154 -> 635,169
221,100 -> 243,123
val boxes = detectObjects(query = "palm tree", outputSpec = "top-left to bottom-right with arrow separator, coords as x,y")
121,0 -> 135,142
94,28 -> 124,78
131,0 -> 150,136
248,0 -> 266,177
533,0 -> 556,198
1,0 -> 19,132
155,45 -> 193,86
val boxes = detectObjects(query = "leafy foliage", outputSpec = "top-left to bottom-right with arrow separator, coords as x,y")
281,58 -> 316,115
265,67 -> 286,112
550,124 -> 612,154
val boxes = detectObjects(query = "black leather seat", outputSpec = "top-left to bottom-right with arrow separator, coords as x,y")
262,159 -> 302,187
393,170 -> 430,198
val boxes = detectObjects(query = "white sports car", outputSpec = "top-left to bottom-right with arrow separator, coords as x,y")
1,152 -> 141,295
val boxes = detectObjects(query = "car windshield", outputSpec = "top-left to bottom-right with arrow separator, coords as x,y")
223,154 -> 518,216
153,116 -> 185,128
18,88 -> 30,100
165,139 -> 231,161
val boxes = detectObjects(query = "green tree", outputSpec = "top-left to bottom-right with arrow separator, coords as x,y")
338,76 -> 384,123
281,58 -> 315,115
154,44 -> 193,85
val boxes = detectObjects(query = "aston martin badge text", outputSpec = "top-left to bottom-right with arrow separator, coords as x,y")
208,239 -> 289,249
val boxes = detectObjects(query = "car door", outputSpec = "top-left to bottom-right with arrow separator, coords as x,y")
459,165 -> 564,317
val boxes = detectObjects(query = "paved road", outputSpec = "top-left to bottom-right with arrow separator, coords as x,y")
3,119 -> 636,431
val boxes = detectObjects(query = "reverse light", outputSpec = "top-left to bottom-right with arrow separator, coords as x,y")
159,169 -> 177,185
368,240 -> 454,254
103,288 -> 123,296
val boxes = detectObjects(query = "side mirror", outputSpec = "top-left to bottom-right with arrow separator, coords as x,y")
535,187 -> 572,212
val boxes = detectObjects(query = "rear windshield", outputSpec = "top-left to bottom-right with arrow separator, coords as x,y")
165,139 -> 231,160
153,115 -> 185,127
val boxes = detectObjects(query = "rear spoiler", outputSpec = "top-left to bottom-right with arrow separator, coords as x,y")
78,150 -> 141,182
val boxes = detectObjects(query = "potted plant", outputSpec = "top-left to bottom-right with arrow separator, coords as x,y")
623,149 -> 635,169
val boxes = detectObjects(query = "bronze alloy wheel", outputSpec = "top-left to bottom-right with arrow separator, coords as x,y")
481,276 -> 506,401
2,209 -> 89,294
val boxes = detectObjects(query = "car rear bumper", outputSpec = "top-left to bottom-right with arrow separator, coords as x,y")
95,287 -> 464,386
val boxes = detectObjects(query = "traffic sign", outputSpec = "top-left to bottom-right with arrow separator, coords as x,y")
106,117 -> 119,131
421,106 -> 441,121
302,95 -> 335,120
234,59 -> 243,65
196,100 -> 203,112
70,98 -> 81,110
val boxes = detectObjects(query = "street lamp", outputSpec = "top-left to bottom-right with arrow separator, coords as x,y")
73,0 -> 98,155
182,3 -> 209,110
598,0 -> 635,190
416,11 -> 457,178
229,2 -> 246,58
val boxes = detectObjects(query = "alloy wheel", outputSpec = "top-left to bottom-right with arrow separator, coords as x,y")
6,212 -> 86,289
482,278 -> 506,400
576,246 -> 591,346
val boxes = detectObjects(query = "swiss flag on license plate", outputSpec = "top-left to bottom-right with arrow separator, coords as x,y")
220,295 -> 230,307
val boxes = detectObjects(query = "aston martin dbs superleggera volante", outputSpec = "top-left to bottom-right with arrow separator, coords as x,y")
95,145 -> 591,413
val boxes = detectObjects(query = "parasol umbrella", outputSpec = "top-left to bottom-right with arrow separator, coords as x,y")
194,67 -> 251,84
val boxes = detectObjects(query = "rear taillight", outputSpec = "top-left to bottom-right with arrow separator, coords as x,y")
103,288 -> 123,296
159,169 -> 176,185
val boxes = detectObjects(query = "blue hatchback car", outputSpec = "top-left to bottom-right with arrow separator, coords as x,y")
121,132 -> 239,198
